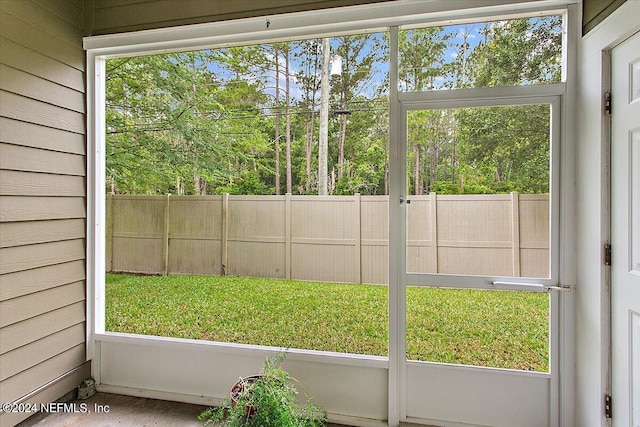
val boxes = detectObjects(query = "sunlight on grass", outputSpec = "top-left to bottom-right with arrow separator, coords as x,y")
106,274 -> 548,371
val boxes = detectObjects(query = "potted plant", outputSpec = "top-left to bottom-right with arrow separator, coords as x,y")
199,353 -> 326,426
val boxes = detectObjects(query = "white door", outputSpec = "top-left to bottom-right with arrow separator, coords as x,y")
611,30 -> 640,427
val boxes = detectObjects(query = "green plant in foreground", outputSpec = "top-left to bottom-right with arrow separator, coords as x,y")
199,353 -> 327,427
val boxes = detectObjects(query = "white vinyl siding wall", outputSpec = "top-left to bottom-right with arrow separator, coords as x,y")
0,1 -> 89,425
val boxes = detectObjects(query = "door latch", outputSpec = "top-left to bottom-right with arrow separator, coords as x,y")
605,394 -> 612,418
604,92 -> 612,115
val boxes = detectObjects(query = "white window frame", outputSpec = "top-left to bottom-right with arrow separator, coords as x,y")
85,2 -> 578,425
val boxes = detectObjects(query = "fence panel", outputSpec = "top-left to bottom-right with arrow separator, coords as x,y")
290,196 -> 359,283
106,193 -> 549,283
168,196 -> 223,275
110,195 -> 165,274
518,195 -> 550,278
435,195 -> 513,277
406,195 -> 437,274
361,196 -> 388,285
227,196 -> 286,279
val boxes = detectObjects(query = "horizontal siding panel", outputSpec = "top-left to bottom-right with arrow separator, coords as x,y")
0,170 -> 86,197
0,91 -> 84,134
0,323 -> 84,381
0,143 -> 85,175
0,64 -> 85,113
0,0 -> 88,415
0,0 -> 84,43
95,0 -> 311,27
0,12 -> 84,71
0,362 -> 90,426
92,0 -> 389,34
0,301 -> 84,355
33,0 -> 84,29
0,117 -> 85,155
0,260 -> 85,301
95,0 -> 152,7
0,281 -> 84,328
0,196 -> 86,222
0,239 -> 85,275
0,219 -> 85,248
0,343 -> 86,404
0,37 -> 85,92
68,0 -> 83,11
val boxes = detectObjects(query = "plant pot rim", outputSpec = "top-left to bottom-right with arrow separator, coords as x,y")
230,374 -> 262,406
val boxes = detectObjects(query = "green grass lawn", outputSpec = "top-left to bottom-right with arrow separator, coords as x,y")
106,273 -> 549,371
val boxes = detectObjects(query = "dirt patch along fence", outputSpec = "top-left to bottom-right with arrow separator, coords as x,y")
106,193 -> 549,284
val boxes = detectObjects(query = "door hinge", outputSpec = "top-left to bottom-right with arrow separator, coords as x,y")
604,243 -> 612,266
605,92 -> 612,115
605,394 -> 612,419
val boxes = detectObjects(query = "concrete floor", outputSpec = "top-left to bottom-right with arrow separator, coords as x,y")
17,392 -> 207,427
16,392 -> 429,427
15,392 -> 367,427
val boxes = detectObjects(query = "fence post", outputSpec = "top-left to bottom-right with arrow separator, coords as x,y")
510,191 -> 521,277
285,193 -> 292,280
162,193 -> 171,276
221,193 -> 229,276
354,193 -> 362,284
430,192 -> 438,273
106,193 -> 113,272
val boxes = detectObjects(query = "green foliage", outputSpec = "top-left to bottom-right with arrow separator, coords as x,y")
398,26 -> 450,91
106,16 -> 561,196
469,17 -> 562,87
401,17 -> 561,195
198,354 -> 327,427
216,170 -> 273,195
455,104 -> 550,194
106,49 -> 274,196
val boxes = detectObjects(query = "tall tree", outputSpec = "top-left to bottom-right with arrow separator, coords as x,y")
331,34 -> 383,186
273,46 -> 281,195
292,39 -> 322,193
284,44 -> 293,194
450,17 -> 562,194
398,27 -> 449,194
318,38 -> 331,195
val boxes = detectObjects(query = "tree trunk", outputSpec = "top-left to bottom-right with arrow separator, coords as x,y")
194,172 -> 201,195
413,145 -> 421,195
384,163 -> 389,195
305,110 -> 315,193
176,177 -> 183,196
338,114 -> 347,181
285,47 -> 292,194
318,38 -> 330,195
274,50 -> 281,195
428,138 -> 438,192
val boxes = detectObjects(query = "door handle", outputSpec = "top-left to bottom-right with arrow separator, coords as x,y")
490,281 -> 572,292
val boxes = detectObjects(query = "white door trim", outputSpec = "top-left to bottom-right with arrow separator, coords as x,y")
576,1 -> 640,425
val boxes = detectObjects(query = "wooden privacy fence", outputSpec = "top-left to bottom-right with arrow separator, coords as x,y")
106,193 -> 549,284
